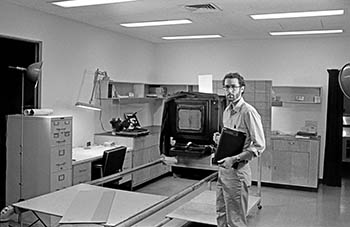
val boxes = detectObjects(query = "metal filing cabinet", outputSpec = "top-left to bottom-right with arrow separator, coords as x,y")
6,115 -> 72,205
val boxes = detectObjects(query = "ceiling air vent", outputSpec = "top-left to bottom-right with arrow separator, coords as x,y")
184,3 -> 222,13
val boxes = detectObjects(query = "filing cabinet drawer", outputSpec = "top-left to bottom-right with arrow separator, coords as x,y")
51,118 -> 72,132
73,162 -> 91,178
51,144 -> 72,172
51,119 -> 72,146
50,169 -> 72,192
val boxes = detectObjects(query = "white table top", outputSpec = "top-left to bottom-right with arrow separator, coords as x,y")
72,145 -> 129,165
13,183 -> 167,226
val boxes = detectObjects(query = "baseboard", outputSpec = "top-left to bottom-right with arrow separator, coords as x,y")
251,181 -> 318,192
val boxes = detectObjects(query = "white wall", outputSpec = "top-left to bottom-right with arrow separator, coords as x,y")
153,37 -> 350,178
0,1 -> 155,147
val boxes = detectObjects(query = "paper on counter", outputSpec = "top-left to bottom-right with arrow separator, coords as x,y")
24,108 -> 53,116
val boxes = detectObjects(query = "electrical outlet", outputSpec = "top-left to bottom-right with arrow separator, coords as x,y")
295,95 -> 305,101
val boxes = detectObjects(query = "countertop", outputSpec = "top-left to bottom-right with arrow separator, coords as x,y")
271,134 -> 321,141
95,125 -> 160,137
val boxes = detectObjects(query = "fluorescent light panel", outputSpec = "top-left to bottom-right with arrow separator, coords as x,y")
75,102 -> 101,111
270,29 -> 343,36
52,0 -> 135,8
251,9 -> 344,20
120,19 -> 192,27
162,35 -> 222,40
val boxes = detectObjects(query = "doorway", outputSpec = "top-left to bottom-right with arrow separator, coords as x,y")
0,35 -> 41,209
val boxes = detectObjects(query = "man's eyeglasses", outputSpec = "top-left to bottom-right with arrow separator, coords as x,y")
223,85 -> 241,91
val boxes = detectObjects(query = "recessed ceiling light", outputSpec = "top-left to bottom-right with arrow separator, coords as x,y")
251,9 -> 344,20
52,0 -> 136,8
162,35 -> 223,40
120,19 -> 192,27
269,29 -> 343,36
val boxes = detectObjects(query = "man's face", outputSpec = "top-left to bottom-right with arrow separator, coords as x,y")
224,78 -> 244,103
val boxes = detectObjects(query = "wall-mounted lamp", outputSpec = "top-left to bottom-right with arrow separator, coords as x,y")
75,68 -> 109,111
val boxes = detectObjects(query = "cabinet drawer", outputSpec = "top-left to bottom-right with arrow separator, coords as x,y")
144,133 -> 159,148
73,174 -> 91,185
73,162 -> 91,178
51,144 -> 72,172
51,119 -> 72,146
51,119 -> 72,132
272,139 -> 310,152
50,169 -> 72,192
133,137 -> 145,150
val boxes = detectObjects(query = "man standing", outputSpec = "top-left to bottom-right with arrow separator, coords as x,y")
214,72 -> 265,227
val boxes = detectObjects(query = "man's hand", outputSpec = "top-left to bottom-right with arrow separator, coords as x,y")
213,132 -> 220,145
160,154 -> 178,165
217,156 -> 239,169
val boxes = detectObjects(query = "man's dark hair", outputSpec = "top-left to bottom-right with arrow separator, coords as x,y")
222,72 -> 246,87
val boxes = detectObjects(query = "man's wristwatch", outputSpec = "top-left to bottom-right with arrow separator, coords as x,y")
236,155 -> 241,163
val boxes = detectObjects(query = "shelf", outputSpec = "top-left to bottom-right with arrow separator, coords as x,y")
99,97 -> 163,104
272,86 -> 322,107
272,100 -> 321,106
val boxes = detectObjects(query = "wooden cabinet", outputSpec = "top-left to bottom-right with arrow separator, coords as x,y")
94,126 -> 169,188
261,136 -> 320,189
6,115 -> 73,203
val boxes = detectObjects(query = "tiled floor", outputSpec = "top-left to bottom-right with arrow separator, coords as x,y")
135,174 -> 350,227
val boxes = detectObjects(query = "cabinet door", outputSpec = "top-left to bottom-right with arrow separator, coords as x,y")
272,151 -> 292,184
251,147 -> 272,183
149,145 -> 170,179
132,148 -> 151,187
261,148 -> 273,182
291,152 -> 309,185
272,139 -> 312,187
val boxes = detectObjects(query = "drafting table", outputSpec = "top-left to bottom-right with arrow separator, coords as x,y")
12,183 -> 166,226
164,156 -> 263,225
165,190 -> 261,225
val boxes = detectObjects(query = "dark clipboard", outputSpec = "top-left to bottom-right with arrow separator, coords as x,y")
212,127 -> 246,166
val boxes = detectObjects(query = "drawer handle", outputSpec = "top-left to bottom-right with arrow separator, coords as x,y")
53,133 -> 59,138
57,140 -> 66,143
56,162 -> 66,166
58,149 -> 65,156
58,174 -> 65,181
78,169 -> 87,173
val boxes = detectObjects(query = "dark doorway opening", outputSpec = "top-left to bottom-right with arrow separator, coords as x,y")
0,35 -> 41,209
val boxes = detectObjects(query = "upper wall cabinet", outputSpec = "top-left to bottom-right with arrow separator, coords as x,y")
272,86 -> 322,106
